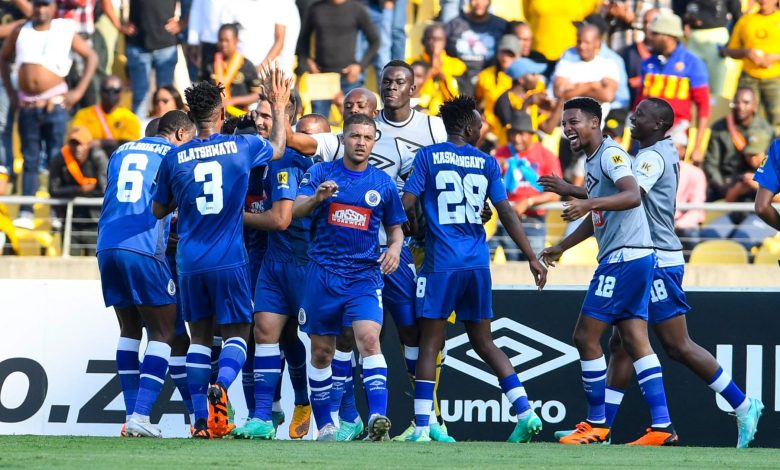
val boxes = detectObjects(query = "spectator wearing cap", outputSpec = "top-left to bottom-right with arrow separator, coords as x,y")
621,8 -> 659,105
493,58 -> 561,146
552,24 -> 621,117
522,0 -> 600,65
475,34 -> 522,143
444,0 -> 507,96
637,10 -> 710,164
71,74 -> 141,156
1,0 -> 97,229
490,111 -> 561,260
723,0 -> 780,135
683,1 -> 741,98
409,22 -> 466,114
704,87 -> 773,200
48,125 -> 107,254
558,15 -> 631,109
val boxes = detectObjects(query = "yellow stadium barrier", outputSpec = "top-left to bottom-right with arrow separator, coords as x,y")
559,236 -> 598,266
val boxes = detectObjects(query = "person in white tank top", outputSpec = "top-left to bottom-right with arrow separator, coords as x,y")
0,0 -> 97,227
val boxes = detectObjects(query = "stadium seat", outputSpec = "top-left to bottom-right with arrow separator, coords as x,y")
559,236 -> 598,266
753,244 -> 780,265
701,199 -> 729,227
689,240 -> 749,265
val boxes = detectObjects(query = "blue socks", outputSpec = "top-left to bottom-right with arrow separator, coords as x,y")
413,379 -> 435,430
308,363 -> 333,429
404,346 -> 418,378
499,374 -> 531,418
186,344 -> 212,423
169,355 -> 194,423
216,337 -> 247,389
339,358 -> 360,423
581,356 -> 607,424
708,366 -> 750,416
634,354 -> 671,427
604,387 -> 624,427
253,343 -> 282,421
284,337 -> 309,406
116,337 -> 141,420
362,354 -> 388,417
330,350 -> 352,423
242,359 -> 255,418
132,341 -> 171,418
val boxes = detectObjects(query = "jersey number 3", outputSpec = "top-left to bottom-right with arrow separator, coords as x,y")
436,170 -> 488,225
194,161 -> 224,215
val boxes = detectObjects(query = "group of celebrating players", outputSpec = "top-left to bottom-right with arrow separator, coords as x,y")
94,58 -> 764,447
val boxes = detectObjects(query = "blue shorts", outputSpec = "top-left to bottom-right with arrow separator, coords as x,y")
253,260 -> 307,316
648,265 -> 691,324
248,256 -> 263,292
581,254 -> 655,324
98,249 -> 175,308
416,269 -> 493,323
299,263 -> 384,336
382,245 -> 417,327
179,265 -> 252,325
166,255 -> 187,337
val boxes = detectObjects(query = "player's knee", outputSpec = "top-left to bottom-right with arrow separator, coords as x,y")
662,338 -> 692,363
397,325 -> 419,347
572,328 -> 590,352
336,331 -> 355,352
470,338 -> 497,361
354,330 -> 381,356
608,332 -> 623,355
310,345 -> 334,368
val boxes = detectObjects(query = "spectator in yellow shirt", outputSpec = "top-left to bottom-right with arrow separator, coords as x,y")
409,22 -> 467,115
476,35 -> 521,144
71,75 -> 141,156
723,0 -> 780,134
522,0 -> 600,63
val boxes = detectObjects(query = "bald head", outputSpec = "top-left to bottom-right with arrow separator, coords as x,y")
576,25 -> 601,62
343,88 -> 378,119
296,113 -> 330,135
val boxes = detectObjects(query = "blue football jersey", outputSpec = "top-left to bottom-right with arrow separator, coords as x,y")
404,142 -> 507,272
755,139 -> 780,194
264,149 -> 314,265
151,133 -> 274,274
97,136 -> 175,260
300,159 -> 407,277
244,166 -> 268,262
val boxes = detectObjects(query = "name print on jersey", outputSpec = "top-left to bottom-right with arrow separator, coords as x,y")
328,203 -> 371,230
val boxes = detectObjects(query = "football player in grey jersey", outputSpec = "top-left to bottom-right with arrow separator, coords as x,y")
539,97 -> 676,446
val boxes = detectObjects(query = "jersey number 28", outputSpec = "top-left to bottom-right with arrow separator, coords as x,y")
436,170 -> 487,225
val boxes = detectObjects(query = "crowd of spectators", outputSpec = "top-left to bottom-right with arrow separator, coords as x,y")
0,0 -> 779,259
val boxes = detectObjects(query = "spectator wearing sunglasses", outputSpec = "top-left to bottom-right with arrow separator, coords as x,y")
71,74 -> 141,155
141,85 -> 184,131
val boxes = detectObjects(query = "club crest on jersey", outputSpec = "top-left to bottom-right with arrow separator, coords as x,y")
167,279 -> 176,296
328,202 -> 371,230
298,308 -> 306,325
365,190 -> 381,207
592,210 -> 606,228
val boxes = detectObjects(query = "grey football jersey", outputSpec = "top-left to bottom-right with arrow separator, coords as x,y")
634,137 -> 683,254
585,137 -> 653,262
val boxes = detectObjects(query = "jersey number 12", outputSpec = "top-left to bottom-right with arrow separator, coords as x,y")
436,170 -> 488,225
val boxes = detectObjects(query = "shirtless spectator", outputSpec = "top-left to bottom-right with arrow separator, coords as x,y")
0,0 -> 96,229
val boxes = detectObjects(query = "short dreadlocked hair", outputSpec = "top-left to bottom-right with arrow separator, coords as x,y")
185,81 -> 224,125
439,96 -> 480,136
563,97 -> 602,124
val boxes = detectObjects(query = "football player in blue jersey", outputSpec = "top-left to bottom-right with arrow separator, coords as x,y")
755,138 -> 780,232
97,110 -> 196,437
402,96 -> 547,443
151,68 -> 293,439
232,116 -> 321,440
293,113 -> 408,441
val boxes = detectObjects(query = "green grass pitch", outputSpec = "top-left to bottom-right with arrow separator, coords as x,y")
1,437 -> 778,469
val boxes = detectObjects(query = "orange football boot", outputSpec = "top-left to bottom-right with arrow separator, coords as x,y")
207,383 -> 236,438
627,426 -> 679,446
559,421 -> 611,445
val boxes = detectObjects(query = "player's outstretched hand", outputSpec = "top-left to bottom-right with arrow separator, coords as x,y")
480,202 -> 493,224
538,175 -> 572,197
378,246 -> 401,275
529,258 -> 547,290
539,245 -> 563,268
264,62 -> 294,109
562,198 -> 592,222
315,180 -> 339,202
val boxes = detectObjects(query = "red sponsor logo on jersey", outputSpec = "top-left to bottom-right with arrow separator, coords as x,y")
328,203 -> 371,230
592,210 -> 605,228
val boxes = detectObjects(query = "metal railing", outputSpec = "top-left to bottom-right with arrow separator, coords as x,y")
0,196 -> 773,257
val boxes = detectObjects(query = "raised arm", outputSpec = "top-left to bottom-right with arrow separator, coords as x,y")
264,65 -> 294,160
